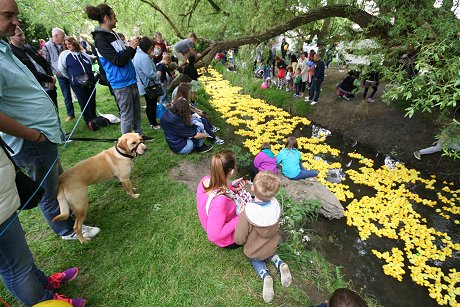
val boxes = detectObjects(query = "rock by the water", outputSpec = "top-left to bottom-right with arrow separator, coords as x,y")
169,159 -> 344,220
278,176 -> 344,220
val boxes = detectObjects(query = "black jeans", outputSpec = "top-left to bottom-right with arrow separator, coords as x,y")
145,96 -> 158,126
363,86 -> 378,99
71,85 -> 97,123
309,77 -> 324,102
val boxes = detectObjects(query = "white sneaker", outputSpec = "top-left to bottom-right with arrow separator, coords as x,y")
61,225 -> 100,240
280,263 -> 292,287
214,137 -> 225,145
367,98 -> 375,103
262,275 -> 274,303
211,126 -> 220,133
310,101 -> 318,105
304,97 -> 311,102
413,151 -> 421,160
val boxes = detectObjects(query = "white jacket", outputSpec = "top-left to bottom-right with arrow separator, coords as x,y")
0,149 -> 20,225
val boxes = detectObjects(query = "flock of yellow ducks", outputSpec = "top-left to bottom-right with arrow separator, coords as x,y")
200,69 -> 459,306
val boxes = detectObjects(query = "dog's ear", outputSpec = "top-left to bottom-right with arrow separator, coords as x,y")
117,137 -> 130,152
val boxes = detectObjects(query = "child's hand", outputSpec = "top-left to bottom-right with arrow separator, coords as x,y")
231,178 -> 247,191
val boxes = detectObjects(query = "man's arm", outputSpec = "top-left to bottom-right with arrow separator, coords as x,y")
0,113 -> 45,142
95,37 -> 138,67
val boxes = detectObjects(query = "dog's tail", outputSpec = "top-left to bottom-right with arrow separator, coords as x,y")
52,184 -> 70,222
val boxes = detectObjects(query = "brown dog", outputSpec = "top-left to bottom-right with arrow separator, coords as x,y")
52,133 -> 147,243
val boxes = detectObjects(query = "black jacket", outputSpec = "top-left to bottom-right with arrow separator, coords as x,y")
10,44 -> 53,84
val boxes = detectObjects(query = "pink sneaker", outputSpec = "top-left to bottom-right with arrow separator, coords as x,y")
54,293 -> 86,307
46,267 -> 79,290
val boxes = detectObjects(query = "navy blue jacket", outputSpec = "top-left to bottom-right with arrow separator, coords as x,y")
314,60 -> 325,80
160,109 -> 197,153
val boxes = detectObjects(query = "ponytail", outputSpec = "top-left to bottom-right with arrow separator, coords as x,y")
205,150 -> 236,193
85,4 -> 113,24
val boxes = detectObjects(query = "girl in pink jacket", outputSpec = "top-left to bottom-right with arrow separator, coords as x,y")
196,150 -> 251,248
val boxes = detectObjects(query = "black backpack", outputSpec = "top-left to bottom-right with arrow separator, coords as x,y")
88,116 -> 111,131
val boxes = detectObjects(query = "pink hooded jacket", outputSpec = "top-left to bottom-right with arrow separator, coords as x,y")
196,176 -> 239,247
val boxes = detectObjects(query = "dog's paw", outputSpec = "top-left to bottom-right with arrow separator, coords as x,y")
78,237 -> 91,244
131,193 -> 140,199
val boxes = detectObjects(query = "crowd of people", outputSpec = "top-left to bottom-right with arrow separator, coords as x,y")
255,40 -> 383,106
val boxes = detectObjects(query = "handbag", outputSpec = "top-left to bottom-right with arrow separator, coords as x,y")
144,84 -> 164,99
135,68 -> 163,99
0,138 -> 43,210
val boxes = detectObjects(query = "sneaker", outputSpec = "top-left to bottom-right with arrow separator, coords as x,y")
305,97 -> 311,102
343,95 -> 350,101
262,275 -> 274,303
46,267 -> 79,290
413,151 -> 421,160
367,98 -> 375,103
214,137 -> 225,145
280,263 -> 292,287
211,126 -> 220,133
54,293 -> 86,307
310,101 -> 318,105
150,125 -> 161,130
61,225 -> 100,240
65,116 -> 75,122
293,94 -> 301,97
196,143 -> 213,153
141,135 -> 154,141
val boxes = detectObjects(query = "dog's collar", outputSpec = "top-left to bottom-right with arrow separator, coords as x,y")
115,146 -> 136,160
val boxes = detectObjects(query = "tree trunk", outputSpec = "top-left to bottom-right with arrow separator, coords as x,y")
196,4 -> 388,67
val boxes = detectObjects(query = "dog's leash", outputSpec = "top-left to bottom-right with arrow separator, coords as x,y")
65,136 -> 118,142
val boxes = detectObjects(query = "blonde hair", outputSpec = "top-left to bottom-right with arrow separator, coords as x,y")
253,171 -> 280,201
205,150 -> 236,194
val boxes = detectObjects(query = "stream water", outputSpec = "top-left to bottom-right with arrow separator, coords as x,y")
231,123 -> 459,306
294,124 -> 460,307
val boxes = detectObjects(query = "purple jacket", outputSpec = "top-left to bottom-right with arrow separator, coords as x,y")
253,150 -> 278,174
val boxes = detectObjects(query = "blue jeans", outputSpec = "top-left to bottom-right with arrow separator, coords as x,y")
12,140 -> 75,236
57,76 -> 74,117
178,126 -> 204,154
0,213 -> 53,306
250,254 -> 282,279
292,161 -> 319,180
160,83 -> 170,105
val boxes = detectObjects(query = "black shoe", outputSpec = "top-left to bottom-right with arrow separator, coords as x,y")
196,143 -> 213,153
141,135 -> 154,141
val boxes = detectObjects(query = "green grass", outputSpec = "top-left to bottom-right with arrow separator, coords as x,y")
0,84 -> 348,306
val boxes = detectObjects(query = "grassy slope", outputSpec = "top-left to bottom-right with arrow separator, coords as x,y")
0,84 -> 346,306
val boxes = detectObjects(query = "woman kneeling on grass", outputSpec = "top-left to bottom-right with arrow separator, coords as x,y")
196,150 -> 252,248
276,136 -> 319,180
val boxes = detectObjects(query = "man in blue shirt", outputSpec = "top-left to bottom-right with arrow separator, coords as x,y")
0,2 -> 100,242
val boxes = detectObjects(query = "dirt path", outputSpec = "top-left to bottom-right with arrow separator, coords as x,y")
306,67 -> 460,183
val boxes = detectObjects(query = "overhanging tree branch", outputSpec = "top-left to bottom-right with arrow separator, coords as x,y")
196,4 -> 389,67
140,0 -> 185,39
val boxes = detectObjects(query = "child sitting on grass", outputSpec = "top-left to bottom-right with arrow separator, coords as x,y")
276,136 -> 319,180
251,142 -> 277,180
234,171 -> 292,303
